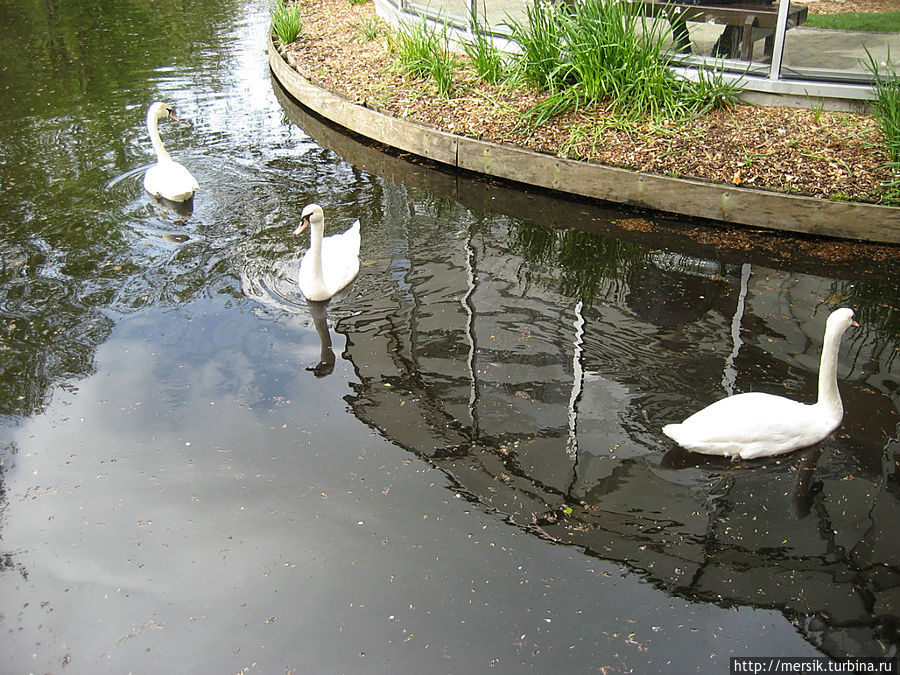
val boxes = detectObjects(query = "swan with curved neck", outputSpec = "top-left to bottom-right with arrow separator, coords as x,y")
662,307 -> 858,460
294,204 -> 360,302
143,101 -> 199,202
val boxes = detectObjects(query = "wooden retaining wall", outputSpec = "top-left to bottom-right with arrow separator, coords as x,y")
268,37 -> 900,245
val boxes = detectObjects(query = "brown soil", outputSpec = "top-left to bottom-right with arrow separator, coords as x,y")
282,0 -> 895,205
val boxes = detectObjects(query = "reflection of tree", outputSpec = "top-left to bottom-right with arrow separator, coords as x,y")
831,279 -> 900,375
510,221 -> 647,302
333,202 -> 900,659
0,0 -> 247,418
625,252 -> 734,328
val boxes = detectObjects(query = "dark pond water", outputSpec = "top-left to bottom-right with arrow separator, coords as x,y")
1,0 -> 899,671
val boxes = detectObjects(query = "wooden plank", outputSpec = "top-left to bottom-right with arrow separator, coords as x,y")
269,43 -> 458,165
269,37 -> 900,244
456,137 -> 900,242
271,76 -> 462,200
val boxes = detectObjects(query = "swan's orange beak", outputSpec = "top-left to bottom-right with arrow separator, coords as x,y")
293,217 -> 309,236
167,110 -> 180,123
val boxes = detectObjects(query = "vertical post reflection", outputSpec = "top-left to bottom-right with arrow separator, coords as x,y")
463,221 -> 479,436
566,300 -> 585,458
722,262 -> 751,396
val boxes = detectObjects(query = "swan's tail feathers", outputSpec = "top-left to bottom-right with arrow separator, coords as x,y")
662,424 -> 681,442
345,219 -> 362,255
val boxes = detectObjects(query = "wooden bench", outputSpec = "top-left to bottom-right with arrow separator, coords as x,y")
633,1 -> 809,61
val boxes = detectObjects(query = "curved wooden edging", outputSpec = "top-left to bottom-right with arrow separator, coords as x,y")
268,37 -> 900,244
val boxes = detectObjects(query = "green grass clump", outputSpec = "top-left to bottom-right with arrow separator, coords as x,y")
506,0 -> 569,90
272,0 -> 303,47
352,16 -> 384,42
507,0 -> 740,125
389,17 -> 456,98
806,11 -> 900,32
461,6 -> 509,84
869,56 -> 900,163
462,32 -> 507,84
867,53 -> 900,203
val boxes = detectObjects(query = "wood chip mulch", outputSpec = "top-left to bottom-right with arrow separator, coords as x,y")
282,0 -> 895,205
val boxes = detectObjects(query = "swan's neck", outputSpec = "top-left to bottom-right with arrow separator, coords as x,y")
308,221 -> 325,281
816,324 -> 844,415
147,111 -> 172,162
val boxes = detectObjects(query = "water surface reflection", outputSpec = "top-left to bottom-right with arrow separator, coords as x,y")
274,88 -> 900,657
0,0 -> 897,668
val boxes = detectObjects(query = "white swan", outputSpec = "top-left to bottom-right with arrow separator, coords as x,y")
294,204 -> 361,302
662,307 -> 858,460
143,102 -> 199,202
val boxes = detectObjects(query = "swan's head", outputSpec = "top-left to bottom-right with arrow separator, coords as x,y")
149,101 -> 179,123
827,307 -> 858,334
294,203 -> 324,236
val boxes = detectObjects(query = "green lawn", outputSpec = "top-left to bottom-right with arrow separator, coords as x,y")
805,11 -> 900,32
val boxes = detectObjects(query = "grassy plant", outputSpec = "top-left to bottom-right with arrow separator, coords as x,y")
559,119 -> 631,160
272,0 -> 303,47
866,51 -> 900,203
882,164 -> 900,204
556,0 -> 672,112
679,63 -> 743,116
808,97 -> 825,124
352,16 -> 383,42
867,54 -> 900,163
509,0 -> 739,125
806,11 -> 900,32
348,0 -> 370,5
523,86 -> 585,127
462,34 -> 507,84
461,4 -> 508,84
506,0 -> 569,90
389,17 -> 456,98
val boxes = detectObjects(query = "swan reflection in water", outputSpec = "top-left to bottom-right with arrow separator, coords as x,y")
237,240 -> 356,378
153,194 -> 194,223
106,162 -> 194,228
306,300 -> 336,377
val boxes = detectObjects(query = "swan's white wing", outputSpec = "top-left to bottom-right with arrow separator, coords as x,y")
322,220 -> 361,257
144,159 -> 199,202
662,392 -> 828,458
320,219 -> 360,294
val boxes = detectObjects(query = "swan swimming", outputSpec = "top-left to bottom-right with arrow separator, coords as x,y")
143,101 -> 199,203
662,308 -> 858,460
294,204 -> 361,302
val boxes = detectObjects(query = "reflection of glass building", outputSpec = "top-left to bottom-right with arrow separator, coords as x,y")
274,80 -> 900,658
313,186 -> 899,658
373,0 -> 898,110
